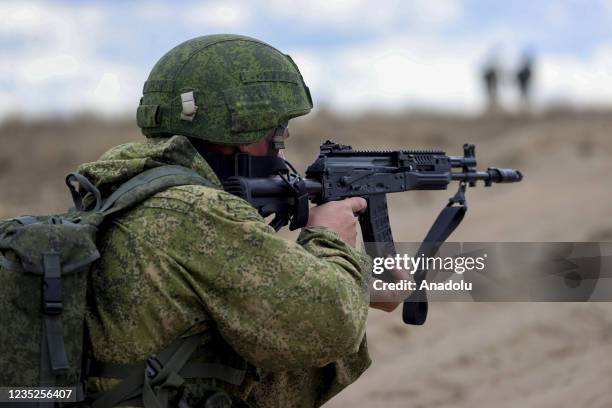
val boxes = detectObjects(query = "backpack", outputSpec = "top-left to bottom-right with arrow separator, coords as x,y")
0,165 -> 232,407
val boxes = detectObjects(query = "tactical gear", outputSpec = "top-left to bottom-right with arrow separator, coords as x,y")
87,331 -> 247,408
0,135 -> 370,406
81,135 -> 371,407
0,164 -> 237,407
137,34 -> 313,145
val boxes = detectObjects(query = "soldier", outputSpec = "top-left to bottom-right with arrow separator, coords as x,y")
83,35 -> 401,407
482,59 -> 500,113
516,52 -> 534,112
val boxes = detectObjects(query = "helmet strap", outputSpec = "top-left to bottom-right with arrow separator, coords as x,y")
270,122 -> 288,151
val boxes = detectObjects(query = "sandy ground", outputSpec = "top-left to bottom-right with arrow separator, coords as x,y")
331,303 -> 612,408
1,109 -> 611,407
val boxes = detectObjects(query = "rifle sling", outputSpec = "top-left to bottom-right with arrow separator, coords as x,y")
402,183 -> 468,325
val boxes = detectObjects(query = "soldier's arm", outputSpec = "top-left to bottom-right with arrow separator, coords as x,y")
173,189 -> 369,372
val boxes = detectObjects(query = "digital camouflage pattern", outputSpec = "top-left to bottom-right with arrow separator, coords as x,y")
0,217 -> 93,389
0,141 -> 213,395
83,135 -> 371,407
137,35 -> 313,145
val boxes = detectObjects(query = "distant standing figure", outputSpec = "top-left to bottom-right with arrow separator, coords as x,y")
482,62 -> 499,112
516,53 -> 534,111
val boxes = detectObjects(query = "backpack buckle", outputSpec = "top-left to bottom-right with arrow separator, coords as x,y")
146,355 -> 163,379
42,254 -> 63,315
43,300 -> 63,315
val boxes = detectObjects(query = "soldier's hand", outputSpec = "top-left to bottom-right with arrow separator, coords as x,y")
369,266 -> 413,312
306,197 -> 367,247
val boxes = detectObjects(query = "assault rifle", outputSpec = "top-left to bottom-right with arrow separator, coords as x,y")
223,141 -> 523,324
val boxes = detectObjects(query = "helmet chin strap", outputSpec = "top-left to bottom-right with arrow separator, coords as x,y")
270,121 -> 289,152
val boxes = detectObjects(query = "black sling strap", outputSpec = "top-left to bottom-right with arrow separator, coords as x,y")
402,182 -> 468,325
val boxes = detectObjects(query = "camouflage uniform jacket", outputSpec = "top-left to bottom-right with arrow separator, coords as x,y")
82,135 -> 371,407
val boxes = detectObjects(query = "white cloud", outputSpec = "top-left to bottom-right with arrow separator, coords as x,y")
183,1 -> 252,28
1,0 -> 612,120
20,54 -> 80,82
0,2 -> 106,54
288,51 -> 322,88
538,45 -> 612,106
130,0 -> 254,29
265,0 -> 461,32
135,2 -> 176,21
290,35 -> 484,113
291,33 -> 612,113
0,3 -> 45,34
0,1 -> 142,118
412,0 -> 462,25
93,73 -> 123,110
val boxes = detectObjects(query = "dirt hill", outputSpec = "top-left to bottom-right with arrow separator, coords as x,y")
1,109 -> 611,407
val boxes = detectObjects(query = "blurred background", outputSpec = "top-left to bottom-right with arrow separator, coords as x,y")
1,1 -> 612,407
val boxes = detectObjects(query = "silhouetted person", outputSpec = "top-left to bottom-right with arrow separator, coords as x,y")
482,62 -> 499,113
516,53 -> 534,111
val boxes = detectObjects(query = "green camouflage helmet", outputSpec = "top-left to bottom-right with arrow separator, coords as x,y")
136,34 -> 313,144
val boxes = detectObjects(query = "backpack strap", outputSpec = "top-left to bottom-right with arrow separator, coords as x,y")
89,361 -> 247,387
65,165 -> 217,218
99,165 -> 217,217
67,166 -> 222,407
89,332 -> 247,408
10,215 -> 39,225
66,172 -> 103,212
39,253 -> 70,408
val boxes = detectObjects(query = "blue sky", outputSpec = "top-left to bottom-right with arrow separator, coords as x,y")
1,0 -> 611,119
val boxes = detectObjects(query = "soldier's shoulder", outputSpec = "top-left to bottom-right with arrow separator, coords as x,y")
143,184 -> 263,223
148,184 -> 221,207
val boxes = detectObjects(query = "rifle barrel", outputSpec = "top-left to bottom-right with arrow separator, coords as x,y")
451,168 -> 523,184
